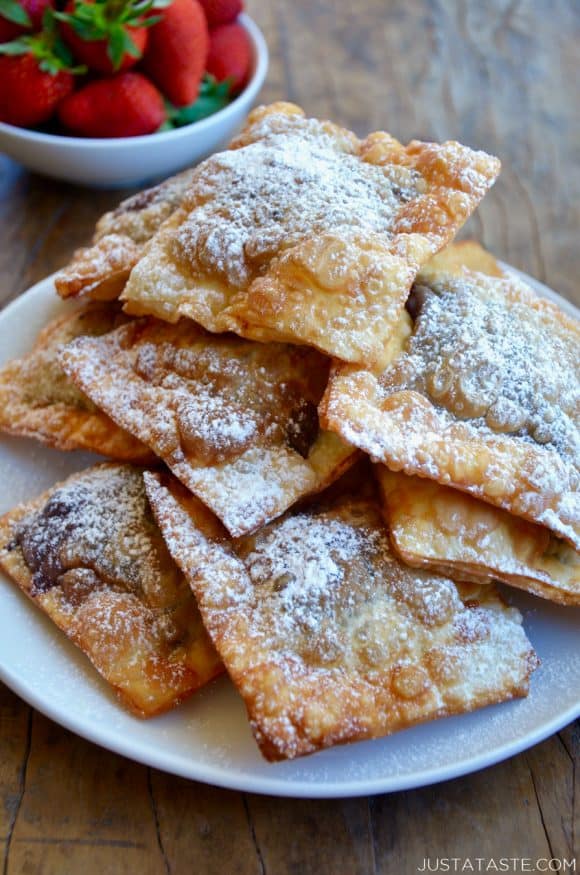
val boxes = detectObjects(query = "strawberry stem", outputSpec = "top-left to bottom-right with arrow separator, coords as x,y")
54,0 -> 159,70
0,8 -> 87,74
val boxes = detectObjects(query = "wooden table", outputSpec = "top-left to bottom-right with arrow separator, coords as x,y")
0,2 -> 578,872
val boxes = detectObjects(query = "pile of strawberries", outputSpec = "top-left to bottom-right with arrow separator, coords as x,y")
0,0 -> 251,136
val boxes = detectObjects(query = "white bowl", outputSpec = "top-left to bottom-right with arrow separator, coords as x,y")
0,13 -> 268,188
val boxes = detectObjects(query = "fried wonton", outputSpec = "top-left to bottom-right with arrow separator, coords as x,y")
321,269 -> 580,549
60,318 -> 357,537
0,464 -> 223,716
420,239 -> 504,279
144,470 -> 537,761
54,166 -> 198,301
377,468 -> 580,606
120,102 -> 500,369
0,301 -> 152,461
54,233 -> 142,303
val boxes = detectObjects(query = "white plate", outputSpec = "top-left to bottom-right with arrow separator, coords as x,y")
0,270 -> 578,798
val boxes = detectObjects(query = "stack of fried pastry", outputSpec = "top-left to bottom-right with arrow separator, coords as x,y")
1,102 -> 578,762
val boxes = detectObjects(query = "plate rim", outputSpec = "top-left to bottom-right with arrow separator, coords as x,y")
0,265 -> 578,799
1,645 -> 579,798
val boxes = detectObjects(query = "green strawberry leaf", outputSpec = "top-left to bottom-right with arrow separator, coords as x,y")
123,29 -> 142,57
55,5 -> 109,40
107,21 -> 145,67
139,13 -> 161,27
38,55 -> 61,74
108,22 -> 127,66
56,0 -> 158,65
0,0 -> 31,27
53,29 -> 84,69
122,0 -> 153,18
0,37 -> 29,54
42,4 -> 56,33
2,11 -> 87,73
131,0 -> 153,12
169,76 -> 232,128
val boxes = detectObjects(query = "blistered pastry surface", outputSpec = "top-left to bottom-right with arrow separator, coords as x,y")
95,166 -> 199,245
321,269 -> 580,548
377,468 -> 579,605
418,239 -> 505,280
61,318 -> 357,536
0,464 -> 222,716
145,471 -> 537,761
0,302 -> 152,461
54,166 -> 199,302
121,102 -> 500,368
55,234 -> 141,302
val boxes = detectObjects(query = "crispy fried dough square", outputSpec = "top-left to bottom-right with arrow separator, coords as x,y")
60,319 -> 357,536
120,102 -> 500,368
321,268 -> 580,549
377,468 -> 580,606
55,166 -> 198,301
0,301 -> 152,461
0,464 -> 222,716
54,234 -> 141,302
419,239 -> 504,279
144,470 -> 537,761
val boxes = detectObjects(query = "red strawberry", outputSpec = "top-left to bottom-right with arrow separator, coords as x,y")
0,0 -> 53,42
206,21 -> 250,94
58,71 -> 165,137
0,16 -> 19,40
0,11 -> 79,128
61,22 -> 147,72
143,0 -> 209,107
0,53 -> 73,126
57,0 -> 152,74
199,0 -> 241,28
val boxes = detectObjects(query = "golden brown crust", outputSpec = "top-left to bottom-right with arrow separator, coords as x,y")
54,234 -> 141,302
376,468 -> 580,606
145,470 -> 537,761
0,302 -> 153,461
120,102 -> 500,369
0,464 -> 223,717
54,166 -> 199,302
420,239 -> 504,279
95,166 -> 199,244
60,318 -> 358,537
321,269 -> 580,548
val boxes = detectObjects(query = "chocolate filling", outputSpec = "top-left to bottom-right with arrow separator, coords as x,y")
286,400 -> 320,458
405,283 -> 431,322
16,488 -> 87,595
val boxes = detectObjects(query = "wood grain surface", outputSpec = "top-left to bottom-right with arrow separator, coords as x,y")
0,1 -> 578,872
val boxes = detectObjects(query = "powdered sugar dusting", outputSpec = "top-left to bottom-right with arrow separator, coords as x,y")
148,477 -> 537,760
324,270 -> 579,547
397,273 -> 579,461
54,233 -> 140,301
120,105 -> 499,368
0,305 -> 120,413
96,166 -> 199,245
175,114 -> 424,289
242,514 -> 376,641
61,320 -> 355,536
14,464 -> 177,605
1,463 -> 221,716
